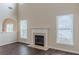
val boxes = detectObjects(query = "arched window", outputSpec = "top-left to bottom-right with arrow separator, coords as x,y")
2,18 -> 17,32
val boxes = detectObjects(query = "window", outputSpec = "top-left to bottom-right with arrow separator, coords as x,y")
6,24 -> 13,32
20,20 -> 27,39
56,14 -> 73,45
0,25 -> 2,32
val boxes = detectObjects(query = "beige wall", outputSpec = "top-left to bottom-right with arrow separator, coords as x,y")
18,3 -> 79,53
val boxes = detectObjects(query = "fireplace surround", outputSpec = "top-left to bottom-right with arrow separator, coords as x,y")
28,28 -> 49,50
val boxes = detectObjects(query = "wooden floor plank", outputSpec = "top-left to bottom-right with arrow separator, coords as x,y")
0,42 -> 78,55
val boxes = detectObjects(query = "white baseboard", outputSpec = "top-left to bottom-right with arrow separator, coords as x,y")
49,46 -> 79,54
19,41 -> 31,45
0,41 -> 16,46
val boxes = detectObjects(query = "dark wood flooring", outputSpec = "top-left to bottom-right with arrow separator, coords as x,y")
0,42 -> 78,55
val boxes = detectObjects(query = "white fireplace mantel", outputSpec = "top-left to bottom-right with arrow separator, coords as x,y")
28,28 -> 49,50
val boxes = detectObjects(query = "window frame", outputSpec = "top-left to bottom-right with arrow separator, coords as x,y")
56,14 -> 74,45
20,20 -> 28,39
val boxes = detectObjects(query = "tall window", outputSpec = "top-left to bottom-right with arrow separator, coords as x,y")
20,20 -> 27,39
56,14 -> 73,45
6,24 -> 13,32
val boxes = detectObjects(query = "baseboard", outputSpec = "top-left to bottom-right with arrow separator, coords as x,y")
17,40 -> 31,45
49,46 -> 79,54
15,42 -> 30,45
0,41 -> 16,46
19,41 -> 31,45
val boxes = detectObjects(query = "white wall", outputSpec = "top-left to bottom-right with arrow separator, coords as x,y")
0,32 -> 17,46
0,3 -> 17,46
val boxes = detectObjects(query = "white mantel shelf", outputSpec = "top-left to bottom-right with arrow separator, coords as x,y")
31,27 -> 49,30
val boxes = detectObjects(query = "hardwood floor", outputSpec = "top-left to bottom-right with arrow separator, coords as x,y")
0,42 -> 78,55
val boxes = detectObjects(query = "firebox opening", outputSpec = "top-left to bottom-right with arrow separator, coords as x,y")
35,35 -> 44,46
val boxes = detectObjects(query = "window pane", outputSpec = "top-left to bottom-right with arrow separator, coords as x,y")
57,14 -> 73,29
57,30 -> 73,40
56,14 -> 73,45
6,24 -> 13,32
20,20 -> 27,39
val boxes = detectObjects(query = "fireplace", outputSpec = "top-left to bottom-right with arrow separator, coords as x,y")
35,35 -> 44,46
28,28 -> 49,50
